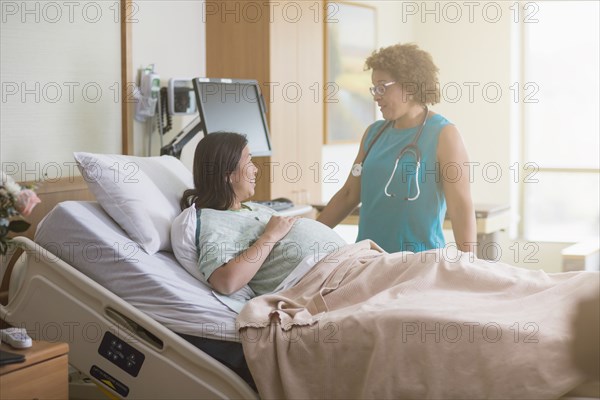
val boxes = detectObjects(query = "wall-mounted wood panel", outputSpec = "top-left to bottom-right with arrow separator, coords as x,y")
206,1 -> 272,200
121,0 -> 134,155
205,0 -> 324,203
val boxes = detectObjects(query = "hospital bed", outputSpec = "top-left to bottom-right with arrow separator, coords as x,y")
1,149 -> 598,398
3,203 -> 599,400
0,200 -> 258,399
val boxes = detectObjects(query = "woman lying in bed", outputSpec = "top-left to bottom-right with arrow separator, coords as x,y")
178,131 -> 347,297
175,131 -> 599,399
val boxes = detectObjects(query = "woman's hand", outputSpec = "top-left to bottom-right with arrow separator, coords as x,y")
209,214 -> 298,295
263,215 -> 299,242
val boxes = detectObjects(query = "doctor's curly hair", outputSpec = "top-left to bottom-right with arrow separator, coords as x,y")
365,43 -> 440,105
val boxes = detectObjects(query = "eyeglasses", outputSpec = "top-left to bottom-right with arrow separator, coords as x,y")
369,81 -> 396,96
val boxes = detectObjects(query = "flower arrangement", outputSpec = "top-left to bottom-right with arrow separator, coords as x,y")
1,172 -> 41,255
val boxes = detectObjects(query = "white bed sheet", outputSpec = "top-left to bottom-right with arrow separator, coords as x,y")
34,201 -> 241,342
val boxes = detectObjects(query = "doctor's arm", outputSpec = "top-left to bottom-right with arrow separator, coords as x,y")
438,125 -> 477,253
316,128 -> 369,228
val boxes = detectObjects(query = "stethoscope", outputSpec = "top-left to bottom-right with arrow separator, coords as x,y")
351,106 -> 429,201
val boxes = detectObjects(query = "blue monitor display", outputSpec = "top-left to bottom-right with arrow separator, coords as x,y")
193,78 -> 272,157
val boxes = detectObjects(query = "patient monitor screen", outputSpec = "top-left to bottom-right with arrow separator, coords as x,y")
193,79 -> 272,157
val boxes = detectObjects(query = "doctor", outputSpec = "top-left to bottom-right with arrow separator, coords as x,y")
317,43 -> 476,253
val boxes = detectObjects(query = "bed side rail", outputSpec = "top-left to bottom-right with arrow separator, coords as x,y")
0,237 -> 257,400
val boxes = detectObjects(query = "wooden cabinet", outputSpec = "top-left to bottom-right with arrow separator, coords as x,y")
0,341 -> 69,400
206,0 -> 324,203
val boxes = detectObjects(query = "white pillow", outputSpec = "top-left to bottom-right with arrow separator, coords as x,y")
74,152 -> 193,254
171,205 -> 200,279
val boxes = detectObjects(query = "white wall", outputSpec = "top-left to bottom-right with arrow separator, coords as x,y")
130,0 -> 205,170
1,1 -> 122,181
0,0 -> 205,176
415,1 -> 517,206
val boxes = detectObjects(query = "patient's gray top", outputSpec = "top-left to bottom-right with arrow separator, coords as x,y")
196,202 -> 347,295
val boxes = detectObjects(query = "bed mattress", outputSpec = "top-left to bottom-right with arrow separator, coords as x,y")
34,201 -> 240,342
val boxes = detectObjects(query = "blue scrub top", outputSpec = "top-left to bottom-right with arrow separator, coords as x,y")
356,113 -> 451,253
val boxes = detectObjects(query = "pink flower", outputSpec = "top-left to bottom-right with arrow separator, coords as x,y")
15,189 -> 41,217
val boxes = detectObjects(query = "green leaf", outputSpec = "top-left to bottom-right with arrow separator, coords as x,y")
8,220 -> 30,233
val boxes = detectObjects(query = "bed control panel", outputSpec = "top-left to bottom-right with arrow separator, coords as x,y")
98,331 -> 145,377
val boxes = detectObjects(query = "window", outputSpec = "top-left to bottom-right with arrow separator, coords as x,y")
522,1 -> 599,242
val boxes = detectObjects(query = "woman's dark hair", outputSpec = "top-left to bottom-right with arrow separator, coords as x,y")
180,132 -> 248,211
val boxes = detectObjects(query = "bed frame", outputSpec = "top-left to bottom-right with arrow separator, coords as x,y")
2,178 -> 598,399
0,236 -> 257,399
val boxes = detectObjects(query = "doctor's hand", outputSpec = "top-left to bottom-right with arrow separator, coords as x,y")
263,215 -> 299,242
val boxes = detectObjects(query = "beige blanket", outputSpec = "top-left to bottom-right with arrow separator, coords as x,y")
237,241 -> 599,399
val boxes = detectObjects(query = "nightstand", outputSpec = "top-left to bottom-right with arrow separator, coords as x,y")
0,340 -> 69,399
